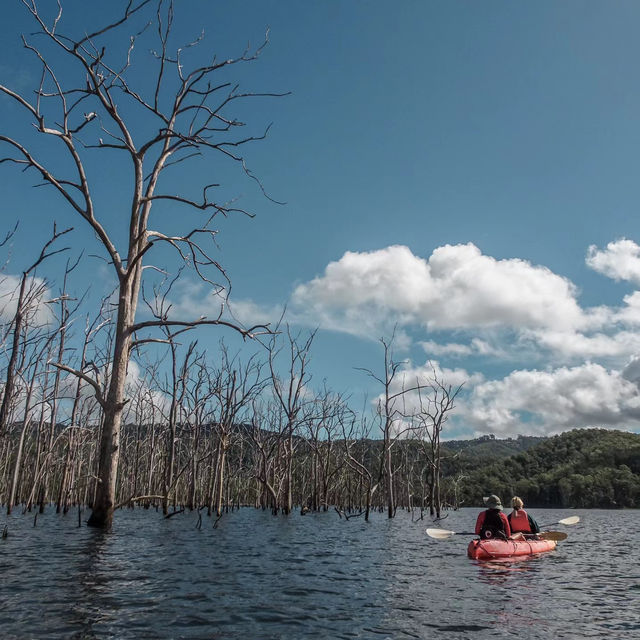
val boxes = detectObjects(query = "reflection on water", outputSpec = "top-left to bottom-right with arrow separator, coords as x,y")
0,508 -> 640,638
475,557 -> 537,585
66,528 -> 112,638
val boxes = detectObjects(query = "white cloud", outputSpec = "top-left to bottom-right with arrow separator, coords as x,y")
463,362 -> 640,436
529,329 -> 640,359
420,338 -> 506,359
160,279 -> 226,320
226,298 -> 284,328
0,274 -> 54,326
288,245 -> 430,337
587,238 -> 640,285
284,242 -> 640,366
421,340 -> 474,357
160,279 -> 283,330
622,356 -> 640,384
122,359 -> 171,423
380,359 -> 483,417
614,291 -> 640,326
290,243 -> 587,336
167,241 -> 640,369
401,360 -> 483,389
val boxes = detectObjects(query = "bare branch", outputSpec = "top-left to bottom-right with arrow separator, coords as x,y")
48,361 -> 106,409
129,317 -> 270,340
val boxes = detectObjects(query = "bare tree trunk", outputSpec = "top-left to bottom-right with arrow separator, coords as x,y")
8,377 -> 37,514
208,441 -> 222,517
87,283 -> 137,527
215,440 -> 227,517
0,276 -> 27,435
285,431 -> 294,514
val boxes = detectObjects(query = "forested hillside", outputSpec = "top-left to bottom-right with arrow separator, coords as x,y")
456,428 -> 640,508
441,434 -> 545,476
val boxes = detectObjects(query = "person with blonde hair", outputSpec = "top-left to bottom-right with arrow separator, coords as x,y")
508,496 -> 540,536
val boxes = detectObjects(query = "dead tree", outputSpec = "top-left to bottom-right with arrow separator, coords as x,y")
210,345 -> 265,517
410,367 -> 463,518
248,400 -> 281,513
0,1 -> 283,527
341,413 -> 377,521
304,387 -> 349,511
182,355 -> 215,510
358,337 -> 407,518
7,329 -> 56,513
0,225 -> 71,436
266,326 -> 315,514
40,254 -> 82,512
357,335 -> 437,518
161,336 -> 196,515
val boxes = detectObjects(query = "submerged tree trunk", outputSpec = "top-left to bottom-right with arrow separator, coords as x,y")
215,440 -> 227,517
8,379 -> 36,514
87,280 -> 137,528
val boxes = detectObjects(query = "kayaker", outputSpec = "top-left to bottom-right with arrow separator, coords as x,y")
507,496 -> 540,536
474,494 -> 511,539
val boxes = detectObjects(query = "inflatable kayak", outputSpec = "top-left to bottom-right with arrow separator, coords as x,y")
467,537 -> 557,560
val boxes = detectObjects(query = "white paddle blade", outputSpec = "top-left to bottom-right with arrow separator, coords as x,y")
558,516 -> 580,526
426,528 -> 456,539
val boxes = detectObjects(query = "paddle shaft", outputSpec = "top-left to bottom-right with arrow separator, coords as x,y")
451,531 -> 475,536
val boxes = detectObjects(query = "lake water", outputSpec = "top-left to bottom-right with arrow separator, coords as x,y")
0,507 -> 638,639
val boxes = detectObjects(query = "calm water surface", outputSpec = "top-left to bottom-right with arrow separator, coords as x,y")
0,507 -> 638,639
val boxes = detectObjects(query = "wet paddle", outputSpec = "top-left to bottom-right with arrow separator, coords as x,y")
537,531 -> 568,541
539,515 -> 580,528
426,528 -> 474,539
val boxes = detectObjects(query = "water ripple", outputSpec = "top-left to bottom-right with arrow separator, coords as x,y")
1,508 -> 640,638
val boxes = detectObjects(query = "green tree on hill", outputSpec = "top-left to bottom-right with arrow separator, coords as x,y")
457,428 -> 640,508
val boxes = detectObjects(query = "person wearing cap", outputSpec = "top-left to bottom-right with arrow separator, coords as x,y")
474,494 -> 511,539
507,496 -> 540,536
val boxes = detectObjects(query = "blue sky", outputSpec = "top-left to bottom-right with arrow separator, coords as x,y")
3,1 -> 640,438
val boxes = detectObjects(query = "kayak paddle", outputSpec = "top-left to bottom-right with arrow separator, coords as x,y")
537,531 -> 568,542
426,528 -> 474,539
539,515 -> 580,528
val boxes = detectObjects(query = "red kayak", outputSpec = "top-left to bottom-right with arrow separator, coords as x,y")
467,537 -> 557,560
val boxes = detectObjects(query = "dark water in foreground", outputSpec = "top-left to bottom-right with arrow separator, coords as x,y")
0,507 -> 638,639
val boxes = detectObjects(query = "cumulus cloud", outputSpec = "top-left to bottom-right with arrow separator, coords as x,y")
614,291 -> 640,326
404,360 -> 484,389
587,238 -> 640,285
284,242 -> 640,365
529,329 -> 640,359
226,298 -> 285,328
158,279 -> 226,320
290,243 -> 586,335
167,241 -> 640,369
122,359 -> 172,423
0,274 -> 54,325
420,338 -> 506,359
622,356 -> 640,384
364,358 -> 484,438
156,279 -> 283,332
381,359 -> 483,415
463,363 -> 640,436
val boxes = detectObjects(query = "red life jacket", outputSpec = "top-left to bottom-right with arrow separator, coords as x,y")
509,508 -> 532,533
